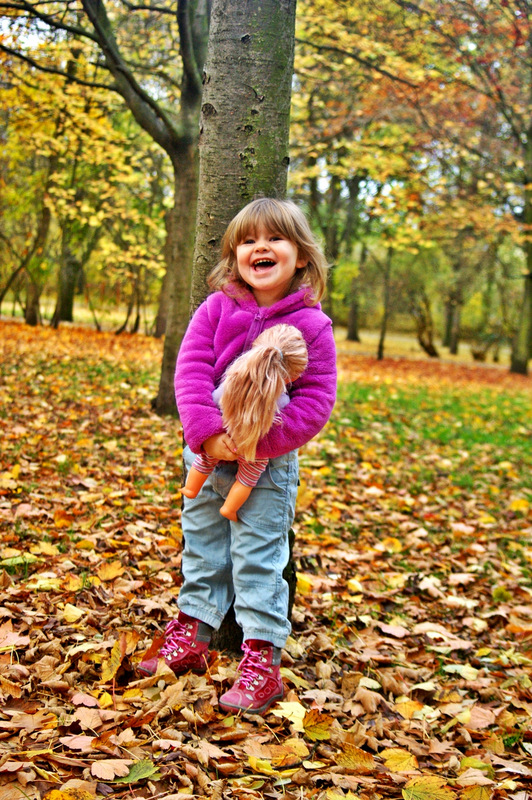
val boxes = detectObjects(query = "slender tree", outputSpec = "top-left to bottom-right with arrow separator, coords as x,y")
190,0 -> 297,311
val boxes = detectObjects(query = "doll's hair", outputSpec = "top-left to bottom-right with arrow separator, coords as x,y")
207,197 -> 329,305
219,323 -> 308,461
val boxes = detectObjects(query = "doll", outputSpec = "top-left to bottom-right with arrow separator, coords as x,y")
181,323 -> 308,520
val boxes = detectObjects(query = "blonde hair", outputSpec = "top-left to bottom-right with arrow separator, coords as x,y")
208,197 -> 329,304
220,324 -> 308,461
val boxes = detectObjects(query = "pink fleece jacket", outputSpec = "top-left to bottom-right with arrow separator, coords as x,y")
174,285 -> 337,460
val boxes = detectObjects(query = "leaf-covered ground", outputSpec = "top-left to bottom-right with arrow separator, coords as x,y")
0,319 -> 531,800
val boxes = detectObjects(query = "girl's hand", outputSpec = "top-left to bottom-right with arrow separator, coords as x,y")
203,433 -> 238,461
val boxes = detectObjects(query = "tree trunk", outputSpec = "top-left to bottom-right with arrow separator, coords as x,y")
153,150 -> 200,414
511,125 -> 532,375
24,274 -> 41,326
449,301 -> 461,356
347,243 -> 368,342
191,0 -> 296,650
346,279 -> 361,342
52,249 -> 82,326
377,247 -> 393,361
154,211 -> 173,338
189,0 -> 296,310
410,289 -> 439,358
511,272 -> 532,375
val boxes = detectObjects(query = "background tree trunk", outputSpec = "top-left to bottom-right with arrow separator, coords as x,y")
511,126 -> 532,374
377,247 -> 393,361
154,152 -> 200,413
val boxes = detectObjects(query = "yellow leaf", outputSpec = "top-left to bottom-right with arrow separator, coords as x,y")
296,573 -> 314,595
62,603 -> 85,623
43,791 -> 95,800
443,664 -> 479,681
509,497 -> 529,512
101,637 -> 126,683
270,701 -> 306,730
247,756 -> 281,776
30,541 -> 59,556
402,776 -> 454,800
123,629 -> 141,654
303,708 -> 334,741
477,513 -> 497,525
26,576 -> 63,591
75,539 -> 96,550
54,508 -> 73,529
395,700 -> 424,719
97,560 -> 125,582
335,743 -> 375,772
381,748 -> 419,772
279,667 -> 310,689
98,691 -> 114,708
347,577 -> 364,593
461,788 -> 492,800
381,536 -> 403,553
123,689 -> 143,702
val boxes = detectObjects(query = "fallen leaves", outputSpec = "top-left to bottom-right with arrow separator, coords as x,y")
0,322 -> 531,798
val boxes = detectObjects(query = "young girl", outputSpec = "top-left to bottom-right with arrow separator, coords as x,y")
180,324 -> 308,522
139,197 -> 337,715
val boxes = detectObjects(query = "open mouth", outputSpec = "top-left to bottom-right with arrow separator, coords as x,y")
252,259 -> 276,271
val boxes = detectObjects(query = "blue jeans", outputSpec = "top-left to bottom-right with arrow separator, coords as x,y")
178,445 -> 299,648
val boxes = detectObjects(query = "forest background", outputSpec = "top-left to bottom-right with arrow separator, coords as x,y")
1,0 -> 532,381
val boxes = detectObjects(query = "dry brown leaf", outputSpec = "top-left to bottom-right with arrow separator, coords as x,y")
90,759 -> 133,780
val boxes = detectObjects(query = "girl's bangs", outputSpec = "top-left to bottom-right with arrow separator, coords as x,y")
228,201 -> 297,248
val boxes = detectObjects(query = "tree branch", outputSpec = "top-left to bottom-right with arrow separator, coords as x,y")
295,37 -> 419,89
120,0 -> 176,14
177,0 -> 203,99
0,0 -> 98,42
0,43 -> 119,92
81,0 -> 183,155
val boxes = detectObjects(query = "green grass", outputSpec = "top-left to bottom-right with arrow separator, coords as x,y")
334,382 -> 531,492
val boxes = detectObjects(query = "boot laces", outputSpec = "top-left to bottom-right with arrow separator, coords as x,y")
160,618 -> 194,657
237,643 -> 270,689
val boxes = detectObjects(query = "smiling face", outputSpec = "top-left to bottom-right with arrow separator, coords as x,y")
236,224 -> 306,307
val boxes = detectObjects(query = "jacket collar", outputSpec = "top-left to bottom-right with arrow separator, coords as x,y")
227,284 -> 318,315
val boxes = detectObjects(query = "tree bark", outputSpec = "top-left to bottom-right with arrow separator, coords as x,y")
377,247 -> 393,361
190,0 -> 296,311
511,122 -> 532,374
154,149 -> 199,414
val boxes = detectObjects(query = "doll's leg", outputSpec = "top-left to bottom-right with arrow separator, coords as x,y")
220,480 -> 253,521
181,454 -> 218,498
220,458 -> 268,521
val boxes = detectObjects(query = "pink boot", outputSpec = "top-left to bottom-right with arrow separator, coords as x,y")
138,612 -> 211,676
219,640 -> 284,714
